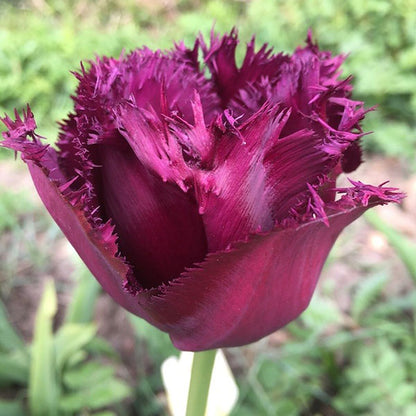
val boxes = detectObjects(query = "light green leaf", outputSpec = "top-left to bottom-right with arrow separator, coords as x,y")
301,294 -> 342,330
405,404 -> 416,416
54,323 -> 96,373
0,350 -> 29,386
59,378 -> 131,412
365,211 -> 416,283
85,337 -> 118,358
65,263 -> 100,324
65,350 -> 88,369
0,400 -> 26,416
0,299 -> 25,353
63,361 -> 115,389
351,271 -> 389,320
29,280 -> 58,416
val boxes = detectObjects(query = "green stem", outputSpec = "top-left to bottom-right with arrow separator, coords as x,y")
186,349 -> 217,416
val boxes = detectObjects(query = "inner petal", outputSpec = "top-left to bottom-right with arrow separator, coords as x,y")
99,142 -> 208,288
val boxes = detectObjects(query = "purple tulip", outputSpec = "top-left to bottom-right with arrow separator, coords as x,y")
1,30 -> 403,351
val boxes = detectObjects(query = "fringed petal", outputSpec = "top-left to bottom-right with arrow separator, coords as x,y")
331,180 -> 405,210
201,29 -> 290,109
1,105 -> 49,161
115,103 -> 194,191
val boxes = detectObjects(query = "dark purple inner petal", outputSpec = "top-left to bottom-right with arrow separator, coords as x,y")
99,142 -> 208,288
341,141 -> 362,173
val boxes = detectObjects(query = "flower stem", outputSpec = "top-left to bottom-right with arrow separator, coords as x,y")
186,349 -> 217,416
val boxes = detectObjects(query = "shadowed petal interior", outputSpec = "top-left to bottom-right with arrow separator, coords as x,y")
99,142 -> 208,289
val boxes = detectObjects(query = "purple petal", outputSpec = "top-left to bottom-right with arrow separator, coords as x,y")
263,125 -> 334,221
141,191 -> 394,351
1,106 -> 48,161
201,29 -> 290,109
98,141 -> 207,289
127,50 -> 220,124
8,125 -> 401,351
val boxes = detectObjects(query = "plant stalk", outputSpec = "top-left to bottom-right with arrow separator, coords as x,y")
185,349 -> 217,416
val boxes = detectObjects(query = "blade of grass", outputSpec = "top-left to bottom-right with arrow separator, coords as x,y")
29,280 -> 58,416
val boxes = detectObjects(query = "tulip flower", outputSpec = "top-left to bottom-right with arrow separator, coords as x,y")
1,30 -> 403,351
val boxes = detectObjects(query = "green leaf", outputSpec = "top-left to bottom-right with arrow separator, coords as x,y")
0,400 -> 26,416
351,271 -> 389,320
65,350 -> 88,369
405,404 -> 416,416
0,350 -> 29,386
85,337 -> 118,358
63,361 -> 115,389
301,294 -> 342,330
65,262 -> 101,324
0,299 -> 25,353
365,211 -> 416,283
128,314 -> 178,365
0,188 -> 33,232
59,378 -> 131,412
335,338 -> 416,413
28,280 -> 58,416
54,323 -> 96,373
370,291 -> 416,319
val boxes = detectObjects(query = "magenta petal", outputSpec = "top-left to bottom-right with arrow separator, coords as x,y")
115,103 -> 193,191
264,127 -> 333,221
140,205 -> 367,350
198,107 -> 277,251
128,51 -> 220,124
201,30 -> 289,109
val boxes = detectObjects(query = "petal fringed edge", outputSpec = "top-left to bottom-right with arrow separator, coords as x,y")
136,187 -> 402,351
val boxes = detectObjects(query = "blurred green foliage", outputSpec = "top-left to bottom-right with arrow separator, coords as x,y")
0,187 -> 34,232
231,270 -> 416,416
0,279 -> 131,416
0,0 -> 415,163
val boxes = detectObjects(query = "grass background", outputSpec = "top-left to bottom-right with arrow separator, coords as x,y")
0,1 -> 416,415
